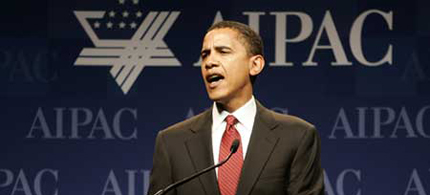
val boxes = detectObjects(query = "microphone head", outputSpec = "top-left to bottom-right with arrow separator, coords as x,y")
230,139 -> 240,153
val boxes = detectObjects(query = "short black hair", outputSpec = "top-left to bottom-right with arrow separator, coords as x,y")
207,21 -> 264,84
208,21 -> 264,57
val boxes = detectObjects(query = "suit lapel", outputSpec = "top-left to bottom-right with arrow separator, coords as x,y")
236,102 -> 279,195
184,109 -> 221,195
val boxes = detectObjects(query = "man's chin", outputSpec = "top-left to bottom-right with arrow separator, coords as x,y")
208,93 -> 227,104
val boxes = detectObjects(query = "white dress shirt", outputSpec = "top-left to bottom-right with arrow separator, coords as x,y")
211,96 -> 257,176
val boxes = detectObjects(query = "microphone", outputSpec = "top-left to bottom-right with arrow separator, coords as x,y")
153,139 -> 240,195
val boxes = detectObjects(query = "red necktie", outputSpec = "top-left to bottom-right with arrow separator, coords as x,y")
218,115 -> 243,195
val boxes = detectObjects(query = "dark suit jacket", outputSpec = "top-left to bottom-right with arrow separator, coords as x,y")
148,101 -> 324,195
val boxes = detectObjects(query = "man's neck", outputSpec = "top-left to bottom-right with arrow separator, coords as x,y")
216,94 -> 253,113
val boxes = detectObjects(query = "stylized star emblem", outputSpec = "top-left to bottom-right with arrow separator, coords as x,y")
94,21 -> 100,28
130,22 -> 137,29
119,22 -> 126,28
136,11 -> 142,18
106,21 -> 113,28
74,10 -> 181,94
109,11 -> 115,17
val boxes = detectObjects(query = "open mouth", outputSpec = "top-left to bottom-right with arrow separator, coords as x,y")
206,73 -> 224,88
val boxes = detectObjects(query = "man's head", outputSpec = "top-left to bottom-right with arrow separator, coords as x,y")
207,21 -> 264,58
200,21 -> 265,112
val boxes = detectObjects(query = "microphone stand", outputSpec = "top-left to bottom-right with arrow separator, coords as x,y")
153,140 -> 239,195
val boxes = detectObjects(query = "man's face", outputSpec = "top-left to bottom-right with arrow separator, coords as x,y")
200,28 -> 253,106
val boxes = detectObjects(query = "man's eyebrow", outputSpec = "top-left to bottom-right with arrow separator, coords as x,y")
200,46 -> 232,55
201,48 -> 210,54
214,46 -> 232,50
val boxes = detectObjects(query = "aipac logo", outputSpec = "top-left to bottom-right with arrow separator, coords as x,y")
74,0 -> 181,94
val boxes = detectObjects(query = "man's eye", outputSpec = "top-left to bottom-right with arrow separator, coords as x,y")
220,50 -> 230,54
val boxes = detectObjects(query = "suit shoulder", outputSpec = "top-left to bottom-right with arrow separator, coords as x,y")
269,110 -> 316,131
266,110 -> 320,145
159,109 -> 209,137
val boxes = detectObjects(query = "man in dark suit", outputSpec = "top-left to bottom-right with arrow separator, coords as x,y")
148,21 -> 324,195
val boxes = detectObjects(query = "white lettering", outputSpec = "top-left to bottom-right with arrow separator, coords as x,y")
330,106 -> 430,139
11,170 -> 32,195
270,12 -> 312,66
34,169 -> 58,195
89,109 -> 114,139
350,10 -> 393,66
329,108 -> 355,139
71,108 -> 93,139
27,108 -> 53,139
372,107 -> 395,138
404,169 -> 427,195
243,12 -> 265,34
416,106 -> 430,138
0,169 -> 14,188
324,169 -> 362,195
102,170 -> 122,195
391,107 -> 417,138
27,107 -> 138,140
0,169 -> 59,195
304,11 -> 351,66
113,108 -> 138,140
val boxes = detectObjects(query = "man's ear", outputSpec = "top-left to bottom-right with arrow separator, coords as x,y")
249,55 -> 265,76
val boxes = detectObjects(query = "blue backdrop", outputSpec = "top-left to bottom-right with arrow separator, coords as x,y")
1,0 -> 430,195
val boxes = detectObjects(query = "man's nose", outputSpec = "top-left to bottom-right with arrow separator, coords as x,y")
204,55 -> 219,69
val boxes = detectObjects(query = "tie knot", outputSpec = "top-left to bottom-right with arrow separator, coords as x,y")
225,115 -> 238,126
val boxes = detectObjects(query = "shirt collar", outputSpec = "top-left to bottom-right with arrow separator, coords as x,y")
212,96 -> 257,131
